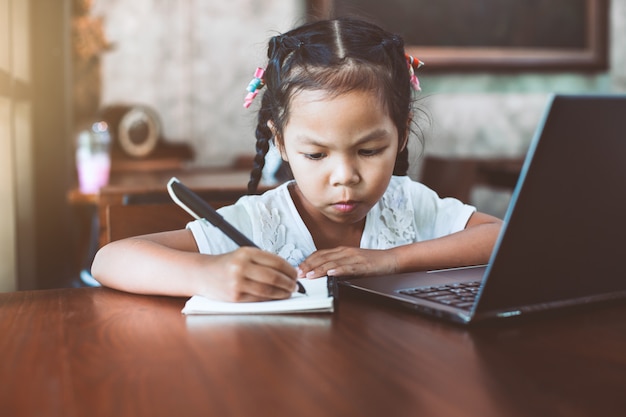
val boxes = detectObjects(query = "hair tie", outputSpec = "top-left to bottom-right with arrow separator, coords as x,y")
280,35 -> 305,51
381,35 -> 402,51
243,67 -> 266,108
405,54 -> 424,91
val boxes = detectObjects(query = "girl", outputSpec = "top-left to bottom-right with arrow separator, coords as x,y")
91,17 -> 502,302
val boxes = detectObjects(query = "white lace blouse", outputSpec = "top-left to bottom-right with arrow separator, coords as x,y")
188,176 -> 476,267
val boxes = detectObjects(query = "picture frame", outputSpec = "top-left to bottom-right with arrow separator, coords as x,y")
307,0 -> 608,72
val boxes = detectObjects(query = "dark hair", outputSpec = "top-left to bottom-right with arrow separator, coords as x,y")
248,17 -> 421,193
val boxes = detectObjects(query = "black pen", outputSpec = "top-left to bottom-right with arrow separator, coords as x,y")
167,177 -> 306,295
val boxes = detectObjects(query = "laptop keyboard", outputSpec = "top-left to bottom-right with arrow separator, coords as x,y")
398,281 -> 481,309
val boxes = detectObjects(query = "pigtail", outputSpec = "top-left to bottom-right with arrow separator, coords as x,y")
248,93 -> 273,193
379,33 -> 413,177
247,34 -> 305,193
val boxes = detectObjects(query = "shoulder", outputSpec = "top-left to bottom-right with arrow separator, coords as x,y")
379,176 -> 438,208
187,181 -> 294,254
221,180 -> 293,217
370,175 -> 475,243
383,175 -> 474,209
221,180 -> 311,265
215,182 -> 293,239
220,180 -> 304,242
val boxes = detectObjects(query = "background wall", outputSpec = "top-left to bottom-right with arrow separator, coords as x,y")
93,0 -> 625,217
93,0 -> 303,167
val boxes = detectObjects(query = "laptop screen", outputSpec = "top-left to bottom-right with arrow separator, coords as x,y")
475,95 -> 626,315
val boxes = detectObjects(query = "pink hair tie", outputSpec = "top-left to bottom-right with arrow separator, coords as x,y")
243,67 -> 266,108
244,91 -> 258,109
405,54 -> 424,92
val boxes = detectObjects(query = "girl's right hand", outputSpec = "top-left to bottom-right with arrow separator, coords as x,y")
197,247 -> 298,302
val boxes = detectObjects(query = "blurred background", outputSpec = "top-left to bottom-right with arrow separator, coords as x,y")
2,0 -> 625,292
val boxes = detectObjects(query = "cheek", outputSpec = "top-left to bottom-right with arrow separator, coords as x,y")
291,163 -> 318,183
376,149 -> 400,174
290,163 -> 327,195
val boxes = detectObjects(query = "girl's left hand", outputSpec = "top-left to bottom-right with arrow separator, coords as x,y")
297,247 -> 398,279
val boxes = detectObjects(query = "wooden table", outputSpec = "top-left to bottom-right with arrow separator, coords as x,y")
1,286 -> 625,417
67,169 -> 264,248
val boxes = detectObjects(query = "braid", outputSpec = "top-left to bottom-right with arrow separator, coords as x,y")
247,33 -> 306,194
248,93 -> 273,193
379,33 -> 413,177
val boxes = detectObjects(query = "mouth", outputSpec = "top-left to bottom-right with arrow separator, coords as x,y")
332,200 -> 359,213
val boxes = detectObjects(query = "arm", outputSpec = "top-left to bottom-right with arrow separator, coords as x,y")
392,211 -> 501,272
91,229 -> 299,301
297,211 -> 502,279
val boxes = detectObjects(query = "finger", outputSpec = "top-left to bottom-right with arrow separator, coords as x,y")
224,286 -> 292,303
300,251 -> 363,279
240,247 -> 298,279
227,248 -> 297,289
220,268 -> 296,301
238,264 -> 298,295
209,249 -> 297,300
300,260 -> 348,279
305,254 -> 382,278
325,263 -> 367,277
238,277 -> 295,301
298,248 -> 350,277
305,261 -> 362,279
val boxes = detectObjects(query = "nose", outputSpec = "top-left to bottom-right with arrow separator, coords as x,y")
330,156 -> 360,186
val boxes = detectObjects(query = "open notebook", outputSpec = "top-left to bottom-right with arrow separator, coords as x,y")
166,177 -> 334,315
182,276 -> 334,315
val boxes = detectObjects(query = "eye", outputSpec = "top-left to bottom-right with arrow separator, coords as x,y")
304,152 -> 325,160
359,148 -> 382,157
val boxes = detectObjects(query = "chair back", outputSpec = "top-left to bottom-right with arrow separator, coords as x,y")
419,156 -> 522,203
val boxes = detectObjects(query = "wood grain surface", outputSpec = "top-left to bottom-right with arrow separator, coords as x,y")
1,286 -> 625,417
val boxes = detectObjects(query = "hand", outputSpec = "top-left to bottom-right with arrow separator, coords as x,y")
197,247 -> 298,302
297,246 -> 398,279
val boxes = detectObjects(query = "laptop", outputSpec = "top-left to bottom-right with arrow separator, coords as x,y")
337,94 -> 626,324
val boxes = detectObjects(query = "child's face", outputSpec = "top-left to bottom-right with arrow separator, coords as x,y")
277,89 -> 401,226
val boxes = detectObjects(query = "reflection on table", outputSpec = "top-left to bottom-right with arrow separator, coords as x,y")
1,285 -> 625,417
